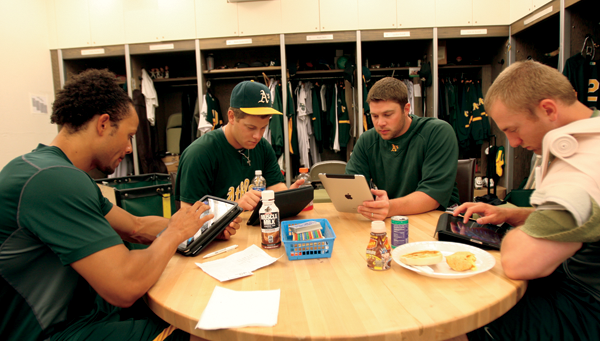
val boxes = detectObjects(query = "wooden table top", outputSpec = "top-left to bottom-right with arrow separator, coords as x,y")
146,203 -> 527,341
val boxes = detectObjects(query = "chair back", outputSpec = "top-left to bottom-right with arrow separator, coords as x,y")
309,161 -> 347,183
456,158 -> 476,204
166,113 -> 182,155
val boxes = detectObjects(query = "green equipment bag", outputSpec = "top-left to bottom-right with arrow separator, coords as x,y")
96,173 -> 176,249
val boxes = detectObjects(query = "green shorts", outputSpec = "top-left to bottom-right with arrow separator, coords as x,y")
50,297 -> 189,341
468,270 -> 600,341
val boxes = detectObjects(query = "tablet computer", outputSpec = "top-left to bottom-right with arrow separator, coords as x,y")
435,213 -> 513,250
318,173 -> 374,213
177,195 -> 243,257
247,186 -> 314,226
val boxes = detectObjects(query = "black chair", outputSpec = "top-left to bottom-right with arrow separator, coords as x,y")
456,158 -> 476,204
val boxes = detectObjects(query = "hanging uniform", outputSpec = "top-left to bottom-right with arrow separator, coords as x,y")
469,82 -> 490,145
269,80 -> 285,159
563,53 -> 599,108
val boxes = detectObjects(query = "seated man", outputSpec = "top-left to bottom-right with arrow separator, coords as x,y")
454,60 -> 600,341
346,77 -> 460,220
176,81 -> 303,215
0,69 -> 216,340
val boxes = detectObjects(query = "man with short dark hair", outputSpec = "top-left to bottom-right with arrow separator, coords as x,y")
454,60 -> 600,340
176,81 -> 303,214
346,77 -> 460,220
0,69 -> 213,341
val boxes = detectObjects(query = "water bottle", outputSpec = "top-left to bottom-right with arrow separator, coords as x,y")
297,168 -> 313,211
252,170 -> 266,192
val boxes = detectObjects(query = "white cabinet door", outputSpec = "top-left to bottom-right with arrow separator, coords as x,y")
358,0 -> 396,30
124,0 -> 195,43
196,0 -> 239,38
319,0 -> 358,32
397,0 -> 435,28
238,0 -> 282,36
510,0 -> 533,23
435,0 -> 473,27
89,0 -> 125,46
473,0 -> 508,26
159,0 -> 196,41
54,0 -> 92,48
281,0 -> 320,33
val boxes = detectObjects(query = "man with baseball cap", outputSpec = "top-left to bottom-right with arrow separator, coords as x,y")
176,81 -> 304,230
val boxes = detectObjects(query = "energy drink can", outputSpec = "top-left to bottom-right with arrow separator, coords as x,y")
391,216 -> 409,249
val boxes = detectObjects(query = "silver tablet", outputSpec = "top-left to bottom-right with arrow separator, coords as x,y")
318,173 -> 374,213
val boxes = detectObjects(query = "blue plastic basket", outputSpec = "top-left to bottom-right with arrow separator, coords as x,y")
281,219 -> 336,260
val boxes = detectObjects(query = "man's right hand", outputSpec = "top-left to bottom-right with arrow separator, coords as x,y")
237,189 -> 262,211
169,201 -> 214,242
452,202 -> 510,225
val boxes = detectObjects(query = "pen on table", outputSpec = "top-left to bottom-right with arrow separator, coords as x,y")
203,245 -> 238,259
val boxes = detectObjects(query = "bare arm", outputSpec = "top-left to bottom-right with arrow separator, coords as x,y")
358,189 -> 440,220
453,202 -> 534,226
70,201 -> 213,308
500,227 -> 581,280
106,205 -> 168,244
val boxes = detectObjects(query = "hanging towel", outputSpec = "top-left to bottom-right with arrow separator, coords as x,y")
141,69 -> 158,126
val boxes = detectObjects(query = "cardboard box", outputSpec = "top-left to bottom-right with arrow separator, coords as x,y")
162,155 -> 179,173
474,185 -> 506,200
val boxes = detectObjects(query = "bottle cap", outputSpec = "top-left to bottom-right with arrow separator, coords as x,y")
300,167 -> 309,173
262,190 -> 274,201
371,220 -> 386,233
255,170 -> 262,176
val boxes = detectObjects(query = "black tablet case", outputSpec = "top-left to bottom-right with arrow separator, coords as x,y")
178,195 -> 243,257
246,186 -> 314,226
435,213 -> 512,250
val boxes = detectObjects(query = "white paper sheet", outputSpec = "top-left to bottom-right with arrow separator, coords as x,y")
196,286 -> 280,330
196,244 -> 281,282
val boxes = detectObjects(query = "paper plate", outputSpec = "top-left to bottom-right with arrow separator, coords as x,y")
391,241 -> 496,279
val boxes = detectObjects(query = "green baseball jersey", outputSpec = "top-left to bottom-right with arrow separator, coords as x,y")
269,83 -> 284,158
346,116 -> 460,209
564,53 -> 599,108
0,145 -> 181,340
176,128 -> 284,204
205,92 -> 223,129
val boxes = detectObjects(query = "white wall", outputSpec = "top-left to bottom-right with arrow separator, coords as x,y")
0,1 -> 57,169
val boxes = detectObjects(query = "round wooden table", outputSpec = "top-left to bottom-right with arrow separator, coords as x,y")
146,203 -> 527,340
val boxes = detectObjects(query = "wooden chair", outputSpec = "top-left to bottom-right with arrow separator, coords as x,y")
456,158 -> 476,204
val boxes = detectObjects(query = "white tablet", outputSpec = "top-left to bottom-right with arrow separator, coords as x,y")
318,173 -> 374,213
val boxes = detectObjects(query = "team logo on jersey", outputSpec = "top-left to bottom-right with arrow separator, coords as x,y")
391,144 -> 399,152
258,90 -> 270,104
227,179 -> 251,201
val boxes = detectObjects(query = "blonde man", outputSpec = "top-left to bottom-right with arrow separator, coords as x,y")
455,60 -> 600,341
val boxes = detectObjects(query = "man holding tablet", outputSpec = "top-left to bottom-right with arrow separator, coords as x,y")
346,77 -> 460,220
176,81 -> 304,233
454,61 -> 600,340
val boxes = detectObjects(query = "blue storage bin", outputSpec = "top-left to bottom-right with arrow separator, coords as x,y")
281,219 -> 336,260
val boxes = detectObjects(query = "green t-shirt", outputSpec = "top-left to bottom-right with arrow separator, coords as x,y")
176,128 -> 285,204
0,144 -> 122,340
345,115 -> 460,210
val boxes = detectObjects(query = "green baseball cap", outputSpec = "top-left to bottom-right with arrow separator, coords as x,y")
230,81 -> 282,115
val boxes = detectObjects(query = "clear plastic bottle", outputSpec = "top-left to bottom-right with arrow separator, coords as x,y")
260,190 -> 281,249
366,221 -> 392,270
297,168 -> 313,211
252,170 -> 266,192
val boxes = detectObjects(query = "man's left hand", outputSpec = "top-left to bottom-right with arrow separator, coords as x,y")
358,189 -> 390,221
216,216 -> 242,240
289,178 -> 305,189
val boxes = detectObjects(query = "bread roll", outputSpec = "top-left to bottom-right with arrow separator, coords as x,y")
446,251 -> 477,271
399,250 -> 443,266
